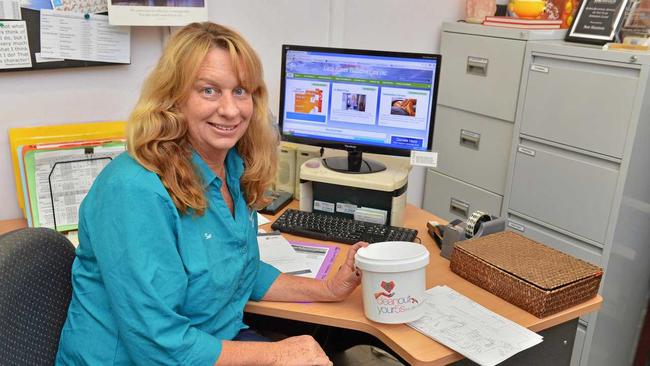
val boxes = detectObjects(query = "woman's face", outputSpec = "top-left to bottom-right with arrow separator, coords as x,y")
181,47 -> 253,162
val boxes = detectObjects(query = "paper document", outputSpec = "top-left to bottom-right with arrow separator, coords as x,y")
51,0 -> 108,14
0,0 -> 21,19
40,10 -> 130,63
0,20 -> 31,69
257,212 -> 270,226
32,144 -> 125,230
257,234 -> 299,262
66,230 -> 79,247
289,242 -> 339,279
408,286 -> 543,366
257,234 -> 339,279
257,234 -> 310,276
107,0 -> 207,27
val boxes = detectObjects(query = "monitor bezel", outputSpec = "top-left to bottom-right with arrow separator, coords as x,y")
278,44 -> 441,157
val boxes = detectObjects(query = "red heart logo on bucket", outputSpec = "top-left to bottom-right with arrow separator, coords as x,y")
380,281 -> 395,293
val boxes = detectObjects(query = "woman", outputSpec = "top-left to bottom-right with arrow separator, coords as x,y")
56,22 -> 365,366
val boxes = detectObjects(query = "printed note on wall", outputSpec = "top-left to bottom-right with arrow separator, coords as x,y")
0,0 -> 22,20
0,21 -> 32,69
40,10 -> 130,64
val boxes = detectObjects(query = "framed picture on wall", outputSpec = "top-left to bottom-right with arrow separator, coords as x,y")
566,0 -> 629,44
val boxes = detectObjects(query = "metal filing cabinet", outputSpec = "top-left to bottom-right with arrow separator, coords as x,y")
423,22 -> 565,222
504,41 -> 650,366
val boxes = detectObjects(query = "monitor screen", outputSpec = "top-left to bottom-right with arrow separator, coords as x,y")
278,44 -> 441,173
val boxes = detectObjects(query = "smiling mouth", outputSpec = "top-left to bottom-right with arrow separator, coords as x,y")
208,122 -> 238,132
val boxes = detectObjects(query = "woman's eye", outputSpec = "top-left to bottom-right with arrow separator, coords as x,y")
233,87 -> 247,96
203,87 -> 216,96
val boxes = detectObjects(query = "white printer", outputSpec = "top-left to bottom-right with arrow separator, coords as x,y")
298,158 -> 410,226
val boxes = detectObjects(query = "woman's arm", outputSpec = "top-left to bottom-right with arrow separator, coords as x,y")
262,242 -> 367,302
215,336 -> 332,366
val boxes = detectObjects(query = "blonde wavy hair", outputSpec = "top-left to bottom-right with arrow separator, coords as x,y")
127,22 -> 277,215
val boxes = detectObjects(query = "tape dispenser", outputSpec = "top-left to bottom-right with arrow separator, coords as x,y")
430,211 -> 506,259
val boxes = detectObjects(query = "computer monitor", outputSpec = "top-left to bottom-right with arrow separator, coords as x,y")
278,44 -> 441,174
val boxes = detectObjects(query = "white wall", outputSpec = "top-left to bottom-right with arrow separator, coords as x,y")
0,1 -> 464,220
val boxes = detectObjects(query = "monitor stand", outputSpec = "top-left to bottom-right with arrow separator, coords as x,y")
322,151 -> 386,174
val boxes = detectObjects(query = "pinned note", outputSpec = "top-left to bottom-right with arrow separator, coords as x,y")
0,0 -> 21,20
0,21 -> 32,69
40,10 -> 130,64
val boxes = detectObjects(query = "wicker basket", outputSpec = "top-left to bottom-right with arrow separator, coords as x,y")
450,231 -> 603,318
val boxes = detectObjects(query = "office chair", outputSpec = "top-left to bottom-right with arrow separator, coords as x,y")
0,227 -> 76,365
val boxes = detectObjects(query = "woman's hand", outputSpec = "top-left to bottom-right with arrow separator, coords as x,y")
272,335 -> 332,366
325,241 -> 369,301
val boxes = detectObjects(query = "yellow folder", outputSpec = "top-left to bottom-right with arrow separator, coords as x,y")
9,121 -> 127,216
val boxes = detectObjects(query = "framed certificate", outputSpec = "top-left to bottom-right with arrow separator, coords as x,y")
566,0 -> 630,44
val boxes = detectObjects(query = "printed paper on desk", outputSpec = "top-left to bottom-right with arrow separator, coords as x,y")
257,234 -> 312,276
289,242 -> 340,280
257,234 -> 299,262
257,212 -> 271,226
408,286 -> 543,366
39,10 -> 130,63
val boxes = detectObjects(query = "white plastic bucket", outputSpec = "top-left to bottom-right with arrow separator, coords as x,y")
355,241 -> 429,324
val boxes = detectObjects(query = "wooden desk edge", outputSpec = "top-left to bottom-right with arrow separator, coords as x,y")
529,295 -> 603,332
0,218 -> 27,234
244,301 -> 453,366
246,294 -> 603,366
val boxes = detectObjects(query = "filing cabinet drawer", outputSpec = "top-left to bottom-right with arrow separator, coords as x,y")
433,106 -> 513,195
423,169 -> 502,222
521,55 -> 638,158
439,32 -> 525,121
509,140 -> 619,244
507,213 -> 603,266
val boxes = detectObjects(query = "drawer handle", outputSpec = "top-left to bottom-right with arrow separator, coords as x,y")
517,146 -> 536,157
449,197 -> 470,218
507,221 -> 525,232
466,56 -> 488,76
460,129 -> 481,150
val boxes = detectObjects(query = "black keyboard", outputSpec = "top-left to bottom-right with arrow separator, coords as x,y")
271,209 -> 418,244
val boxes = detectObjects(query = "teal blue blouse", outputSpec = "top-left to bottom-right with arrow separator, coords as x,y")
55,149 -> 281,365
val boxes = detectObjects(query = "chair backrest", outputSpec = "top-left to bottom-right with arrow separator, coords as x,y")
0,227 -> 76,366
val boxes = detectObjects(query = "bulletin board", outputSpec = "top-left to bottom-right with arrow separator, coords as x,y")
0,7 -> 126,73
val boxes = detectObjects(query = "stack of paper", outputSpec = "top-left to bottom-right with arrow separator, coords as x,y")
408,286 -> 543,366
22,142 -> 125,231
8,122 -> 126,233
